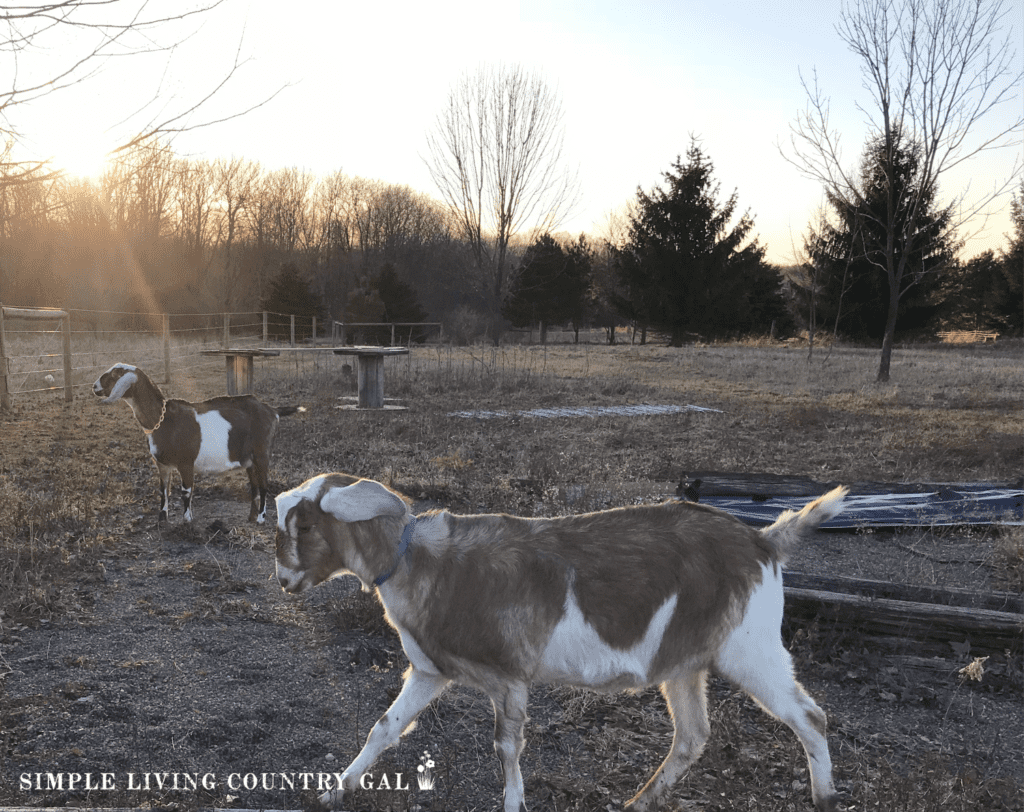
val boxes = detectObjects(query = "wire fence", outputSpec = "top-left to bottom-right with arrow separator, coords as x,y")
0,304 -> 617,409
0,306 -> 348,408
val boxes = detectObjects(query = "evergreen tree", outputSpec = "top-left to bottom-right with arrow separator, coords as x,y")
995,183 -> 1023,334
260,262 -> 327,341
503,233 -> 590,343
933,252 -> 1003,330
377,262 -> 429,343
564,235 -> 595,342
612,140 -> 780,344
804,127 -> 958,341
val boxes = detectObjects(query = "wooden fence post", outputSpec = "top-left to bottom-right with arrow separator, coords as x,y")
263,311 -> 268,345
163,314 -> 171,384
0,304 -> 9,410
290,315 -> 295,347
61,314 -> 72,403
312,317 -> 317,348
223,313 -> 230,348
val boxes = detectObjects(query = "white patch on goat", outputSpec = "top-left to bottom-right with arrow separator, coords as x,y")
716,562 -> 784,673
193,411 -> 243,474
536,591 -> 678,689
275,475 -> 330,532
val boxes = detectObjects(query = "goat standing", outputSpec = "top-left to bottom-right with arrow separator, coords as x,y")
275,474 -> 846,812
94,363 -> 302,524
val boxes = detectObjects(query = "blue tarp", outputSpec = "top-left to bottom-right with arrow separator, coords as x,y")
703,486 -> 1024,528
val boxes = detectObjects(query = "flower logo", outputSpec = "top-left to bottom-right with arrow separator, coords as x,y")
416,750 -> 436,791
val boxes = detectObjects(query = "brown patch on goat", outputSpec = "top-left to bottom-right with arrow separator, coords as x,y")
400,518 -> 570,682
538,502 -> 775,664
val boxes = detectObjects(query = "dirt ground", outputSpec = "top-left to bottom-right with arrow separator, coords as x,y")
1,356 -> 1022,812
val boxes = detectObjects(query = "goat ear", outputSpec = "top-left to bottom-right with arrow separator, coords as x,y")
319,479 -> 408,523
101,369 -> 138,404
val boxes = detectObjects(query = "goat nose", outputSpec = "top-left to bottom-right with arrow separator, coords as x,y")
277,572 -> 300,593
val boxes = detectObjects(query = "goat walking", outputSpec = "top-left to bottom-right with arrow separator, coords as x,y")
275,474 -> 846,812
94,363 -> 302,524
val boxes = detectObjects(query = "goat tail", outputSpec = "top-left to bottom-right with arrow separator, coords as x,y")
760,486 -> 848,563
275,406 -> 307,418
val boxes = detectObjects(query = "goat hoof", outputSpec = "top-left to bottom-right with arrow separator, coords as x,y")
317,789 -> 344,809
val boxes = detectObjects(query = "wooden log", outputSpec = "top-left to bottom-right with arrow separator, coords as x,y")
784,586 -> 1023,654
784,571 -> 1022,614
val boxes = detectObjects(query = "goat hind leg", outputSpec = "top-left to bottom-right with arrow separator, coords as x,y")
247,457 -> 270,523
320,668 -> 449,809
627,671 -> 710,811
178,462 -> 196,522
717,638 -> 838,812
488,681 -> 529,812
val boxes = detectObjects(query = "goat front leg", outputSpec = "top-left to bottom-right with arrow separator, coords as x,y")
628,671 -> 710,811
490,681 -> 529,812
320,668 -> 449,809
155,463 -> 175,524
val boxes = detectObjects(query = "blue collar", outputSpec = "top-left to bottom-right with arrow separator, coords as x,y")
373,517 -> 416,587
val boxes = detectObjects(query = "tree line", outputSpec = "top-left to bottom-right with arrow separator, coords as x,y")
0,132 -> 1019,345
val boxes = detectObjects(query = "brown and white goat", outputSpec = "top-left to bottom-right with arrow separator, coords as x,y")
274,474 -> 847,812
93,363 -> 302,524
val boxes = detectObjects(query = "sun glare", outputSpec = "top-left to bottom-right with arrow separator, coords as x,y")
52,135 -> 112,180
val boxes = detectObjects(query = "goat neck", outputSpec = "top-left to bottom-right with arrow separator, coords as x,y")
117,368 -> 168,432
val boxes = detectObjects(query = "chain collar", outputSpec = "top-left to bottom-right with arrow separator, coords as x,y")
144,399 -> 168,435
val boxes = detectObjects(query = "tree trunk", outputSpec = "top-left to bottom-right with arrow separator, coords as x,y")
876,273 -> 900,382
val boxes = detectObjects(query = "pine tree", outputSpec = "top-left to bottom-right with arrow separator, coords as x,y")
995,183 -> 1023,334
612,140 -> 779,344
804,127 -> 958,341
377,263 -> 429,343
503,233 -> 590,343
259,263 -> 327,340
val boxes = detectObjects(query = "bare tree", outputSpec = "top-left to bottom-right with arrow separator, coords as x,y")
785,0 -> 1022,381
426,63 -> 578,338
212,156 -> 261,309
174,158 -> 215,272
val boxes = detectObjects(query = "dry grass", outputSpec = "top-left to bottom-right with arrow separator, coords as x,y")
1,338 -> 1021,811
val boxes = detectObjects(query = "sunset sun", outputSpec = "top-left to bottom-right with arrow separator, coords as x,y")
51,134 -> 113,180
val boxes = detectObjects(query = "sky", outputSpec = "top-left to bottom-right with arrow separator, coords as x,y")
11,0 -> 1023,265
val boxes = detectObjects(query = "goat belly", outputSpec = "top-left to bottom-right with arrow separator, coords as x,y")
193,411 -> 245,473
534,592 -> 677,690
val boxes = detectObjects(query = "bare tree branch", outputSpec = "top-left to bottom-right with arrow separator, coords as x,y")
1,0 -> 288,190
